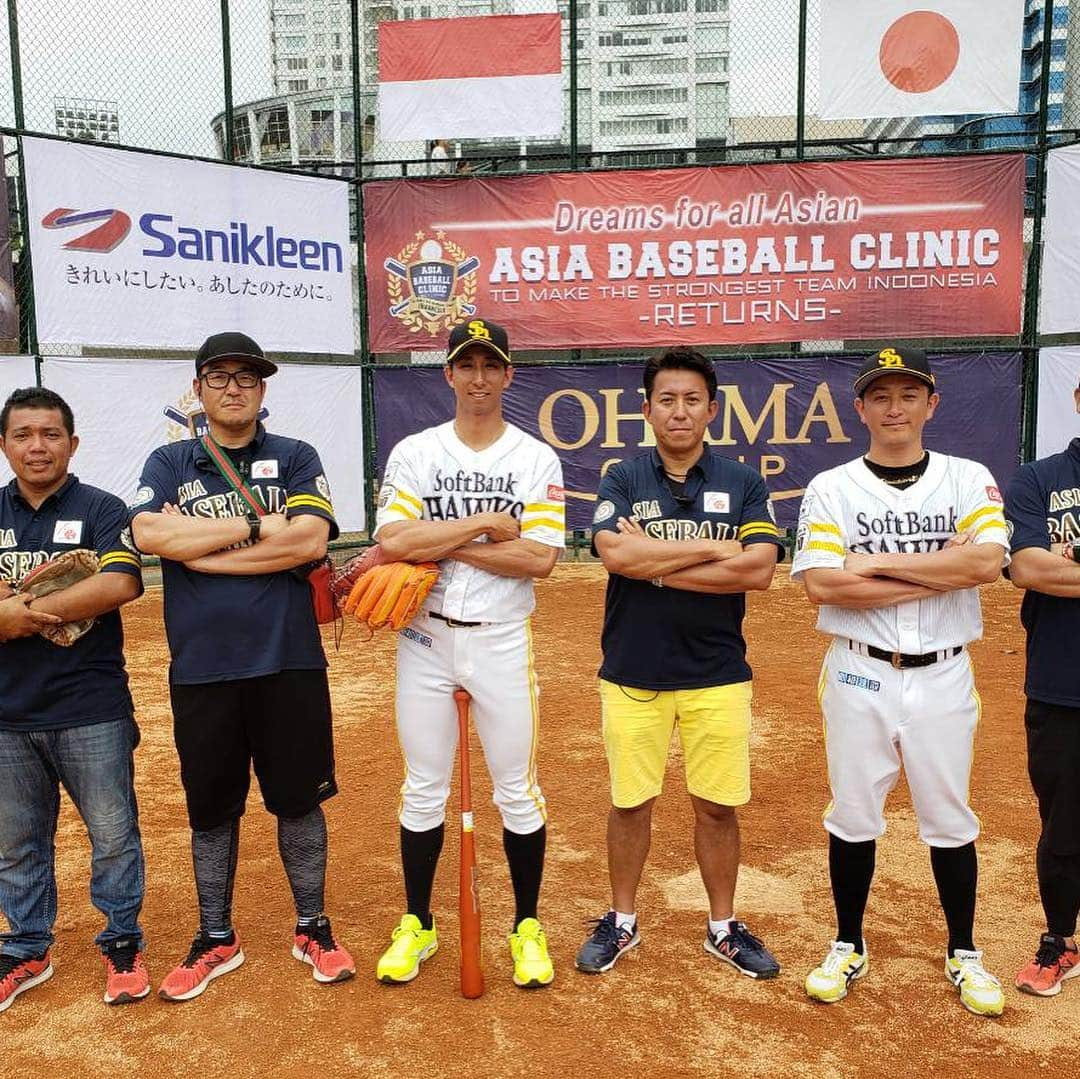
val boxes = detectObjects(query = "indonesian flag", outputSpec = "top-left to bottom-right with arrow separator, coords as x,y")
377,14 -> 563,142
819,1 -> 1024,120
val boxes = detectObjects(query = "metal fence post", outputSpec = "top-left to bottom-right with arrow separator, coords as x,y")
795,0 -> 808,161
1021,0 -> 1056,462
569,0 -> 578,171
220,1 -> 235,161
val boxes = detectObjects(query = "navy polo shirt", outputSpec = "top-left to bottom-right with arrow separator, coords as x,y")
129,424 -> 338,685
1004,437 -> 1080,708
592,446 -> 783,691
0,475 -> 142,731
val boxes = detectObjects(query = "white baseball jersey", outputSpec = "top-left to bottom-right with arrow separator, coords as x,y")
375,421 -> 565,623
790,452 -> 1009,652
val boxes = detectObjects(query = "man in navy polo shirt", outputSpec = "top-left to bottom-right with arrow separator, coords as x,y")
575,347 -> 784,979
130,331 -> 354,1002
0,387 -> 146,1014
1006,372 -> 1080,997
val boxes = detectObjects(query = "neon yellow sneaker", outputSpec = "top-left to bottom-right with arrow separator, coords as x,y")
805,941 -> 868,1003
376,914 -> 438,984
945,949 -> 1004,1017
509,918 -> 554,988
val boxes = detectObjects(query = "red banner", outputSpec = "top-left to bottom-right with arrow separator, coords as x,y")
363,155 -> 1025,352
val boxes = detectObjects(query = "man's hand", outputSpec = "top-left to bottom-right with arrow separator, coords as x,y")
844,551 -> 881,577
615,515 -> 646,536
256,513 -> 289,540
478,512 -> 520,543
0,579 -> 13,600
945,531 -> 974,549
0,593 -> 63,643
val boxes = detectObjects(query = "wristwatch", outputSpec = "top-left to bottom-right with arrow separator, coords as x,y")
1068,539 -> 1080,563
246,513 -> 261,544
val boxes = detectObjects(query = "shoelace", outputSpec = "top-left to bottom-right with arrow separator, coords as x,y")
728,923 -> 767,953
301,918 -> 338,952
1034,937 -> 1067,969
106,944 -> 140,974
182,934 -> 228,968
0,953 -> 27,979
586,916 -> 628,948
955,955 -> 1000,988
819,946 -> 854,976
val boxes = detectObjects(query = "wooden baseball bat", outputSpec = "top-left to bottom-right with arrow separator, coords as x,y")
454,688 -> 484,999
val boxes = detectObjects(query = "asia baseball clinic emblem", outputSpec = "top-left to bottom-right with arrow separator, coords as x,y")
385,229 -> 479,336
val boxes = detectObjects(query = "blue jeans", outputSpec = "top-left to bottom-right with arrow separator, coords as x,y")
0,717 -> 145,959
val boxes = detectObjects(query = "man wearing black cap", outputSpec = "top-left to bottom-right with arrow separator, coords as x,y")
791,347 -> 1009,1017
372,318 -> 565,988
1006,371 -> 1080,997
129,332 -> 354,1001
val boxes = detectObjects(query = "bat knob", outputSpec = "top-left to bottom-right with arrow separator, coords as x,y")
453,688 -> 471,705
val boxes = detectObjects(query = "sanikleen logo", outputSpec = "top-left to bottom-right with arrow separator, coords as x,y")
44,207 -> 345,274
42,207 -> 131,252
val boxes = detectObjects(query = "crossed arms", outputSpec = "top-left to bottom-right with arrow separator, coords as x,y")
0,573 -> 141,643
1007,544 -> 1080,599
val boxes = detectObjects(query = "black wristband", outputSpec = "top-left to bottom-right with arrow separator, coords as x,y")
246,513 -> 261,544
1070,540 -> 1080,564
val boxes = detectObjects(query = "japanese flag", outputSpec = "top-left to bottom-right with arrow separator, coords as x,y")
819,1 -> 1024,120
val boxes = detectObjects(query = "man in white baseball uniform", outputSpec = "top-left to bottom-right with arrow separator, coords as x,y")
791,346 -> 1008,1017
373,318 -> 565,988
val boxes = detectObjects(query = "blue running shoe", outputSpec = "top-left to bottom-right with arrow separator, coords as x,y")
704,921 -> 780,979
575,911 -> 641,974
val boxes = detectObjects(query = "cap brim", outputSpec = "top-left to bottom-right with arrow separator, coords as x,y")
446,338 -> 510,365
198,353 -> 278,377
854,368 -> 935,394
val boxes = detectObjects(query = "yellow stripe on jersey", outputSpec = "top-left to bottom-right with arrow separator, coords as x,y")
287,494 -> 334,515
972,519 -> 1007,539
523,501 -> 564,516
809,521 -> 842,536
522,516 -> 565,534
388,499 -> 421,521
808,540 -> 845,556
100,551 -> 140,569
738,521 -> 779,539
395,488 -> 423,513
957,505 -> 1004,532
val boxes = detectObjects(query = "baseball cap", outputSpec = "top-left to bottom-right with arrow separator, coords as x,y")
447,319 -> 511,365
853,346 -> 935,396
194,331 -> 278,378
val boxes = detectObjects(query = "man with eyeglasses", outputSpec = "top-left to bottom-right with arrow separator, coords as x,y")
129,331 -> 354,1002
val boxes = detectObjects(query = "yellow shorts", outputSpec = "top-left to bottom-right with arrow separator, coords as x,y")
599,678 -> 753,809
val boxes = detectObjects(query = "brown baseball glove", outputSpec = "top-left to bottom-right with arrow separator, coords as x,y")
330,544 -> 387,613
343,559 -> 439,631
16,549 -> 100,646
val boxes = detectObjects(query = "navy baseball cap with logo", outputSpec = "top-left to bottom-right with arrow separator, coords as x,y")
853,346 -> 935,396
446,319 -> 511,365
195,331 -> 278,378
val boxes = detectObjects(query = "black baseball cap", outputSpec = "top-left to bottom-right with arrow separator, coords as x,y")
854,346 -> 935,396
195,331 -> 278,378
447,319 -> 511,365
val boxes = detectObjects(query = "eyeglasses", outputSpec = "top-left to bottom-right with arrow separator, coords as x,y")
199,369 -> 262,389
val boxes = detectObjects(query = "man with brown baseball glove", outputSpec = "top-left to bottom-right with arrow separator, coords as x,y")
0,387 -> 147,1014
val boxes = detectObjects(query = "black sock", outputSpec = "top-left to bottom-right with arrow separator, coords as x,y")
829,833 -> 875,952
930,842 -> 977,956
503,825 -> 546,929
192,818 -> 241,937
401,824 -> 444,930
277,807 -> 328,922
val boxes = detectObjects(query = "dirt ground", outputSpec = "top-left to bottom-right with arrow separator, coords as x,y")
2,564 -> 1074,1077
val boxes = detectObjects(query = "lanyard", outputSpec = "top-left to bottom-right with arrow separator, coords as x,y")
200,435 -> 267,517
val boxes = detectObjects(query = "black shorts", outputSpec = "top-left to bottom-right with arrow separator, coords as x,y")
170,669 -> 337,831
1025,698 -> 1080,856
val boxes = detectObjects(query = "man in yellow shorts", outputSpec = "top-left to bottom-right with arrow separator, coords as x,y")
575,347 -> 783,978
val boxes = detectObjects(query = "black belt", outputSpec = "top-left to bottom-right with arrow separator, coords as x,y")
430,612 -> 485,628
849,641 -> 964,670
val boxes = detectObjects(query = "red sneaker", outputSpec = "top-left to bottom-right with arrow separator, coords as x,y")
292,916 -> 355,984
158,932 -> 244,1002
0,952 -> 53,1014
102,939 -> 151,1005
1016,933 -> 1080,997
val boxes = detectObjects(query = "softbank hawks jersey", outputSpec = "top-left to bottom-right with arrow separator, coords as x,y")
375,422 -> 565,624
791,452 -> 1009,652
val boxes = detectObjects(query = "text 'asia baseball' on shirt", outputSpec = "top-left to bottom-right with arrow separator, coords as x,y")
374,421 -> 565,624
593,447 -> 784,691
1004,437 -> 1080,708
791,452 -> 1009,653
0,476 -> 142,730
128,424 -> 337,685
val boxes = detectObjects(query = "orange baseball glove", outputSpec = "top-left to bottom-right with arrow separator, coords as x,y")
343,560 -> 439,631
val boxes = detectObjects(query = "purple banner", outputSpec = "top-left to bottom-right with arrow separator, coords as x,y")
374,353 -> 1023,531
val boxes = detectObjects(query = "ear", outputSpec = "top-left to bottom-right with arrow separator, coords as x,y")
192,377 -> 202,401
642,397 -> 652,423
925,392 -> 940,421
706,398 -> 719,422
1074,387 -> 1080,415
69,434 -> 80,458
443,364 -> 454,389
853,395 -> 868,426
503,364 -> 514,388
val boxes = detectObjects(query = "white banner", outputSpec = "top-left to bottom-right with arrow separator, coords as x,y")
0,355 -> 40,485
1040,145 -> 1080,335
23,137 -> 355,355
40,358 -> 367,532
1037,348 -> 1080,459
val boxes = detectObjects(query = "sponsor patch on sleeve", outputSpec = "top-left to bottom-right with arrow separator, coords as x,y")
986,485 -> 1002,503
129,485 -> 156,510
593,499 -> 616,524
547,484 -> 566,503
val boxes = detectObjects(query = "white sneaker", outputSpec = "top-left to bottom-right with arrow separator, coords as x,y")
805,941 -> 868,1003
945,949 -> 1004,1017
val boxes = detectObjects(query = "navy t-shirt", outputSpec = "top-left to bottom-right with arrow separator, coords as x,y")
592,447 -> 784,691
129,425 -> 338,685
0,476 -> 143,730
1004,437 -> 1080,708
